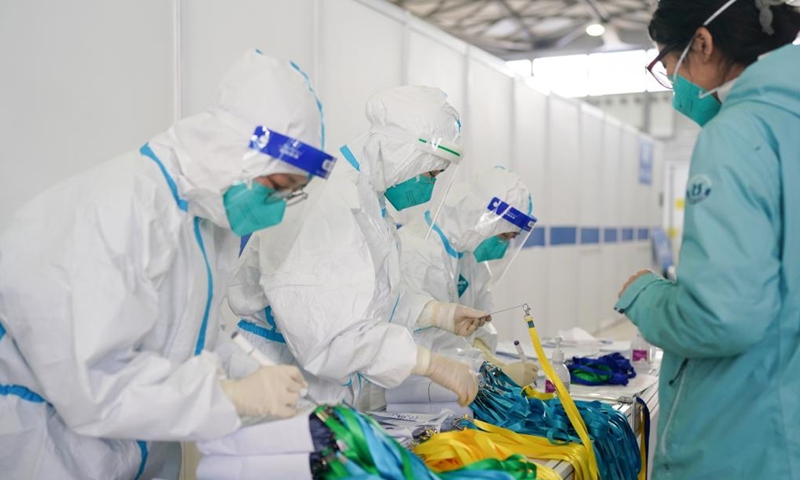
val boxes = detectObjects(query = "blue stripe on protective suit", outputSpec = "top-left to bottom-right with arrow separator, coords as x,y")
388,294 -> 401,323
238,307 -> 286,343
239,234 -> 251,256
0,384 -> 46,403
424,210 -> 463,259
339,145 -> 360,171
142,143 -> 213,356
140,144 -> 188,212
0,328 -> 49,405
134,441 -> 148,480
290,61 -> 326,149
192,218 -> 214,355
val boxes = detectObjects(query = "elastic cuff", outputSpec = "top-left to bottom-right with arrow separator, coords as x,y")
416,300 -> 436,329
614,272 -> 662,314
412,346 -> 432,376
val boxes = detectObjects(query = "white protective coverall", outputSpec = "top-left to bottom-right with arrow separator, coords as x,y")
399,167 -> 533,371
0,50 -> 324,479
228,86 -> 472,405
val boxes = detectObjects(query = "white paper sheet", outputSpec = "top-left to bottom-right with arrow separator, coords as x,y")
197,453 -> 311,480
496,340 -> 600,362
599,340 -> 632,353
385,375 -> 458,404
197,414 -> 314,456
385,402 -> 471,416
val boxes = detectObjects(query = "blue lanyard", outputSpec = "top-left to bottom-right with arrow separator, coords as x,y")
471,362 -> 641,480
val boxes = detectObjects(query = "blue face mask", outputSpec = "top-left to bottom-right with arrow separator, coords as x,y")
473,236 -> 510,263
672,75 -> 722,127
384,175 -> 436,211
223,182 -> 287,236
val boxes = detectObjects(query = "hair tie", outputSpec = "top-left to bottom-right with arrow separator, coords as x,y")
755,0 -> 787,35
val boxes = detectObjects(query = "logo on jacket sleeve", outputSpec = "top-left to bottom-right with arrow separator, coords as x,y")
686,174 -> 712,204
457,274 -> 469,298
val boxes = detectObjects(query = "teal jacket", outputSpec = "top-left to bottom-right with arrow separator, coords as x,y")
616,44 -> 800,479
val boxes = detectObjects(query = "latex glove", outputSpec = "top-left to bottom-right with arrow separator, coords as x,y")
473,338 -> 539,387
220,365 -> 308,419
500,362 -> 539,387
412,346 -> 478,406
417,300 -> 490,337
618,269 -> 656,298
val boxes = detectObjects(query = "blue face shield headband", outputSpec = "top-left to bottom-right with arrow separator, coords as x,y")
224,127 -> 337,236
248,126 -> 336,179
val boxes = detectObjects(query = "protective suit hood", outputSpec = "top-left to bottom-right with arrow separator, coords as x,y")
724,44 -> 800,120
148,50 -> 324,227
435,167 -> 532,253
342,86 -> 461,193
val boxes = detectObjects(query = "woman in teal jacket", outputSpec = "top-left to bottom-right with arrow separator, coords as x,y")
616,0 -> 800,478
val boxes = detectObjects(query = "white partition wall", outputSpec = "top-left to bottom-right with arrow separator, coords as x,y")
181,0 -> 317,118
577,106 -> 605,333
318,0 -> 405,151
0,0 -> 174,225
0,0 -> 665,340
535,96 -> 582,337
464,55 -> 514,176
405,26 -> 468,117
492,80 -> 550,342
600,118 -> 625,328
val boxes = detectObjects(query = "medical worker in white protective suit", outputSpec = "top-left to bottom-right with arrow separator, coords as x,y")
399,167 -> 539,386
0,50 -> 337,479
228,86 -> 487,409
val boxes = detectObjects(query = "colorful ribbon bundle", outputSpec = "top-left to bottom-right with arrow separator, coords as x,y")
467,305 -> 642,480
311,404 -> 555,479
414,419 -> 575,480
568,353 -> 637,386
470,363 -> 639,480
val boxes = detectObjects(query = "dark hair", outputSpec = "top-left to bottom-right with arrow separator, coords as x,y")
649,0 -> 800,66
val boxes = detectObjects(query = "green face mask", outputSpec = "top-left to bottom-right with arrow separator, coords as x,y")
223,182 -> 287,236
672,75 -> 722,127
384,175 -> 436,211
473,236 -> 510,262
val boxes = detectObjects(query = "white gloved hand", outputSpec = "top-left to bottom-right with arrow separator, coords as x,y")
412,346 -> 478,406
500,362 -> 539,387
417,300 -> 491,337
472,338 -> 538,386
220,365 -> 308,419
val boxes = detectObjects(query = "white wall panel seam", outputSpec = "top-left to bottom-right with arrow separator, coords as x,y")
462,45 -> 473,179
173,0 -> 182,122
401,11 -> 411,84
313,0 -> 322,83
353,0 -> 407,21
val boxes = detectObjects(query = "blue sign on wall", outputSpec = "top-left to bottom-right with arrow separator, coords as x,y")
639,139 -> 654,185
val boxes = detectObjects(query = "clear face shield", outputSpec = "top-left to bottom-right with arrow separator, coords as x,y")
416,137 -> 465,240
382,135 -> 466,230
227,126 -> 336,270
472,197 -> 538,284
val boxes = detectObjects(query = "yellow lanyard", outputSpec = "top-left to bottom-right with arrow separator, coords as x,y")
523,305 -> 600,479
413,420 -> 569,480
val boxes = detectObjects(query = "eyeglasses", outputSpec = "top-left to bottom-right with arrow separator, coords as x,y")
646,47 -> 675,89
268,188 -> 309,207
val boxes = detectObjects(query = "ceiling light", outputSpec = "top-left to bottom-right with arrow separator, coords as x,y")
586,24 -> 606,37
